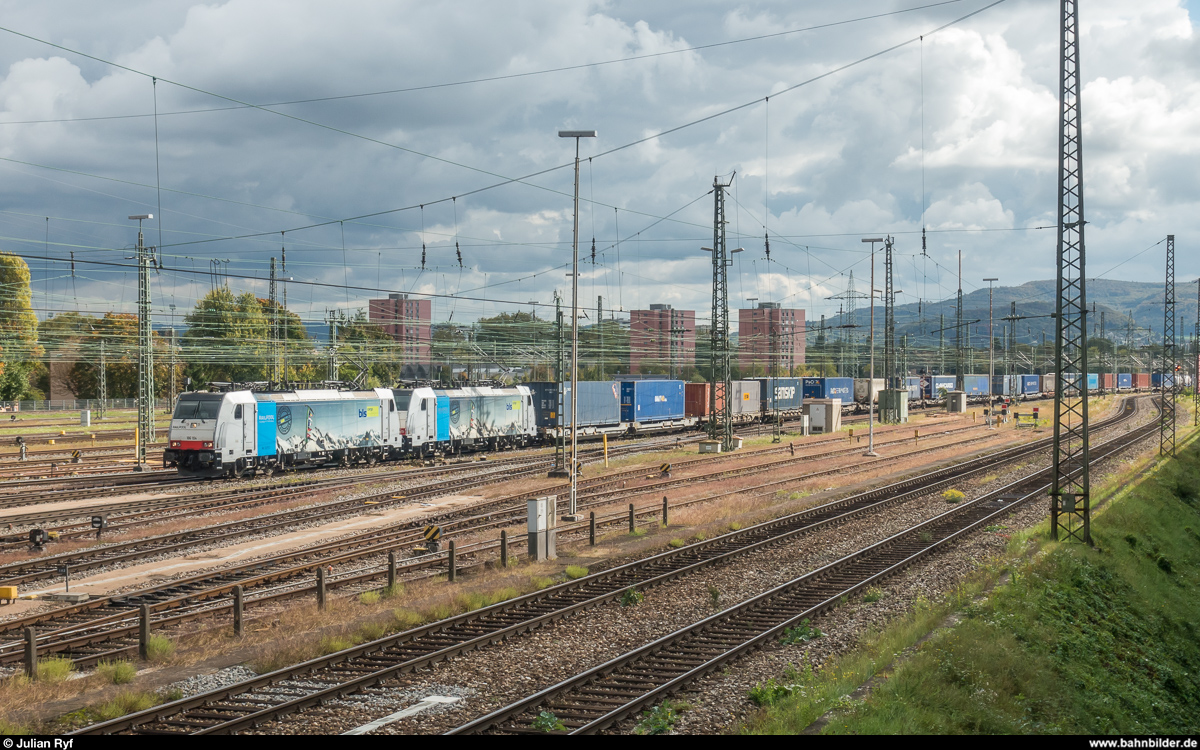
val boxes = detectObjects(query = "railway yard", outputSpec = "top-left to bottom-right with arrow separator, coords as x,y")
0,393 -> 1188,736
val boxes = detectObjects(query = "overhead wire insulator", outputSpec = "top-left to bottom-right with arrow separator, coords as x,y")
764,233 -> 770,261
921,226 -> 927,253
591,238 -> 596,264
455,241 -> 463,268
421,243 -> 426,270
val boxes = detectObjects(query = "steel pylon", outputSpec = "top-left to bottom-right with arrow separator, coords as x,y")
1050,0 -> 1090,544
708,176 -> 735,452
1161,235 -> 1176,456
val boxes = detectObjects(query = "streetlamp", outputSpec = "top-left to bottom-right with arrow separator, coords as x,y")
983,278 -> 998,426
558,129 -> 596,521
862,238 -> 884,456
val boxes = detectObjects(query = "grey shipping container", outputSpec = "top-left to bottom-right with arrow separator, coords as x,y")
753,377 -> 803,413
853,378 -> 885,404
730,380 -> 762,417
527,381 -> 621,428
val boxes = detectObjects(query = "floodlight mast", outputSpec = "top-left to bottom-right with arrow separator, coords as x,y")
557,129 -> 596,520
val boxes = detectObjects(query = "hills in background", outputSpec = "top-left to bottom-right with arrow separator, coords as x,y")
818,279 -> 1200,349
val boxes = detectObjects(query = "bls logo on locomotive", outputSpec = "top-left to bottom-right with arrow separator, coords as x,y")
277,406 -> 293,435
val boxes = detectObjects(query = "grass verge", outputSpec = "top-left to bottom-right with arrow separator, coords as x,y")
745,426 -> 1200,735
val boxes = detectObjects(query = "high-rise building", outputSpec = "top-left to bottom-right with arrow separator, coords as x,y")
629,304 -> 696,375
368,293 -> 432,369
738,302 -> 806,376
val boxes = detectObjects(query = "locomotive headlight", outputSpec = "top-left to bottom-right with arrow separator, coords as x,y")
170,441 -> 180,448
203,441 -> 213,448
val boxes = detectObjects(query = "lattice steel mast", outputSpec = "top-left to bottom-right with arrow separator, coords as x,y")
707,175 -> 736,452
955,251 -> 964,389
884,236 -> 896,387
134,216 -> 155,471
269,257 -> 280,385
550,291 -> 567,476
1161,235 -> 1176,456
1050,0 -> 1090,544
1195,278 -> 1199,427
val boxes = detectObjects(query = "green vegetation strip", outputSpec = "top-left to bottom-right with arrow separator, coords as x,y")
744,429 -> 1200,735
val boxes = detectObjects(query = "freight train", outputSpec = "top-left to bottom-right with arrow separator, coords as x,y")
167,369 -> 1175,477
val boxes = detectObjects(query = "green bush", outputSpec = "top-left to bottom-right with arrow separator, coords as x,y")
779,619 -> 822,645
564,565 -> 589,579
708,585 -> 721,610
862,586 -> 883,603
532,710 -> 565,732
668,538 -> 685,548
942,489 -> 965,504
144,635 -> 175,663
36,656 -> 75,683
94,691 -> 159,721
620,588 -> 645,607
635,701 -> 688,734
358,590 -> 381,605
97,660 -> 137,685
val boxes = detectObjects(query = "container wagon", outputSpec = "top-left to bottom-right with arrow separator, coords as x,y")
802,377 -> 853,402
1134,373 -> 1151,389
753,377 -> 803,418
1020,374 -> 1041,396
962,375 -> 990,396
1087,373 -> 1100,392
905,377 -> 923,401
620,380 -> 686,424
730,380 -> 762,422
1117,373 -> 1133,390
922,375 -> 957,399
527,381 -> 622,435
1043,372 -> 1057,394
684,382 -> 719,418
1151,373 -> 1175,389
853,378 -> 886,404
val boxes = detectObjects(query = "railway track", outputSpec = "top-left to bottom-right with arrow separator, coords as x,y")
0,420 -> 997,666
65,398 -> 1144,735
0,419 -> 984,583
450,401 -> 1157,734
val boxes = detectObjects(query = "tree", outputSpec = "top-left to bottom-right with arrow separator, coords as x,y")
181,287 -> 271,385
66,313 -> 176,398
0,253 -> 43,399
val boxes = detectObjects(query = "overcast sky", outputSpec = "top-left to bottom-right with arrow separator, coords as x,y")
0,0 -> 1196,331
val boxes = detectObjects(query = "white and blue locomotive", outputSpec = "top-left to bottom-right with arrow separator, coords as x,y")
165,385 -> 536,478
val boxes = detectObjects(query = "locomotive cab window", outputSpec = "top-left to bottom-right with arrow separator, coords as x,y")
234,405 -> 243,420
389,400 -> 395,412
172,393 -> 223,420
421,399 -> 428,411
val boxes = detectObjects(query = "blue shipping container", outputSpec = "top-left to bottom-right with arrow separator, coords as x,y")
753,377 -> 803,413
1151,373 -> 1175,388
1021,374 -> 1041,395
620,380 -> 685,422
962,375 -> 990,396
527,381 -> 623,428
922,375 -> 957,399
905,377 -> 923,400
1087,373 -> 1099,391
801,377 -> 853,401
1117,373 -> 1133,389
991,376 -> 1011,396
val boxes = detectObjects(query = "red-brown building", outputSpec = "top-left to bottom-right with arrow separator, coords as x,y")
368,294 -> 432,368
737,302 -> 805,376
629,304 -> 696,375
